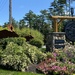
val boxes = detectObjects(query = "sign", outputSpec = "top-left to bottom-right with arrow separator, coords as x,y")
55,39 -> 65,49
65,21 -> 75,42
55,39 -> 65,44
55,44 -> 65,49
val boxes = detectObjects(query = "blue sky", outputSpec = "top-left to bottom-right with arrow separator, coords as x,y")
0,0 -> 53,25
0,0 -> 75,25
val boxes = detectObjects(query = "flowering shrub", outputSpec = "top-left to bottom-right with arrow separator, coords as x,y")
54,45 -> 75,74
22,43 -> 47,63
0,41 -> 46,71
0,37 -> 26,49
36,57 -> 70,75
0,42 -> 31,71
36,49 -> 75,75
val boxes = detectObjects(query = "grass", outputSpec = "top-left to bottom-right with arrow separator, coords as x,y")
0,69 -> 44,75
0,68 -> 75,75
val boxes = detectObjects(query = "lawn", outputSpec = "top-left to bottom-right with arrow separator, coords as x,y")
0,69 -> 44,75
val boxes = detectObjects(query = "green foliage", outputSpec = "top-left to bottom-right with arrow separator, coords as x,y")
22,43 -> 47,63
40,48 -> 46,53
46,52 -> 54,58
3,18 -> 19,28
19,19 -> 26,29
0,37 -> 26,49
29,39 -> 44,48
15,28 -> 44,42
24,10 -> 36,29
0,38 -> 46,71
0,27 -> 8,31
50,0 -> 65,16
58,23 -> 64,32
0,42 -> 31,71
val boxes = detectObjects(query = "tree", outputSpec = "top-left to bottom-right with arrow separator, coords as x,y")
24,10 -> 36,29
39,10 -> 52,43
12,18 -> 19,28
3,22 -> 8,28
66,0 -> 74,16
32,15 -> 41,30
50,0 -> 65,16
58,0 -> 66,4
39,10 -> 50,33
19,19 -> 26,29
3,18 -> 18,28
58,0 -> 74,16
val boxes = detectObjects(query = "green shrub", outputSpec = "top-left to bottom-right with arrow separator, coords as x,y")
0,37 -> 26,49
46,52 -> 54,58
40,48 -> 46,53
22,43 -> 47,63
0,42 -> 31,71
0,27 -> 8,31
0,40 -> 47,71
29,39 -> 44,48
15,28 -> 44,41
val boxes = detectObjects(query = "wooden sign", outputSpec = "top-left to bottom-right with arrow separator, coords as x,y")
65,21 -> 75,42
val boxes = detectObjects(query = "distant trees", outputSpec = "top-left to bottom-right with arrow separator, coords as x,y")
19,19 -> 26,29
49,0 -> 75,16
24,10 -> 36,29
23,10 -> 52,43
50,0 -> 66,16
3,18 -> 19,28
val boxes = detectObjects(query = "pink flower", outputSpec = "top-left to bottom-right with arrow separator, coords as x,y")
53,53 -> 57,57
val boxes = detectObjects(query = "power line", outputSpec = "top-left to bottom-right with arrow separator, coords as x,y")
0,0 -> 7,12
0,0 -> 8,25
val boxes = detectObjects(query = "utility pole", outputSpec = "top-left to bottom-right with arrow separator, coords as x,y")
69,0 -> 71,16
9,0 -> 12,25
8,0 -> 13,32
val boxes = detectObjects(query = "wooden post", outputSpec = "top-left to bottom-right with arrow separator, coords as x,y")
51,16 -> 75,32
54,19 -> 58,32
